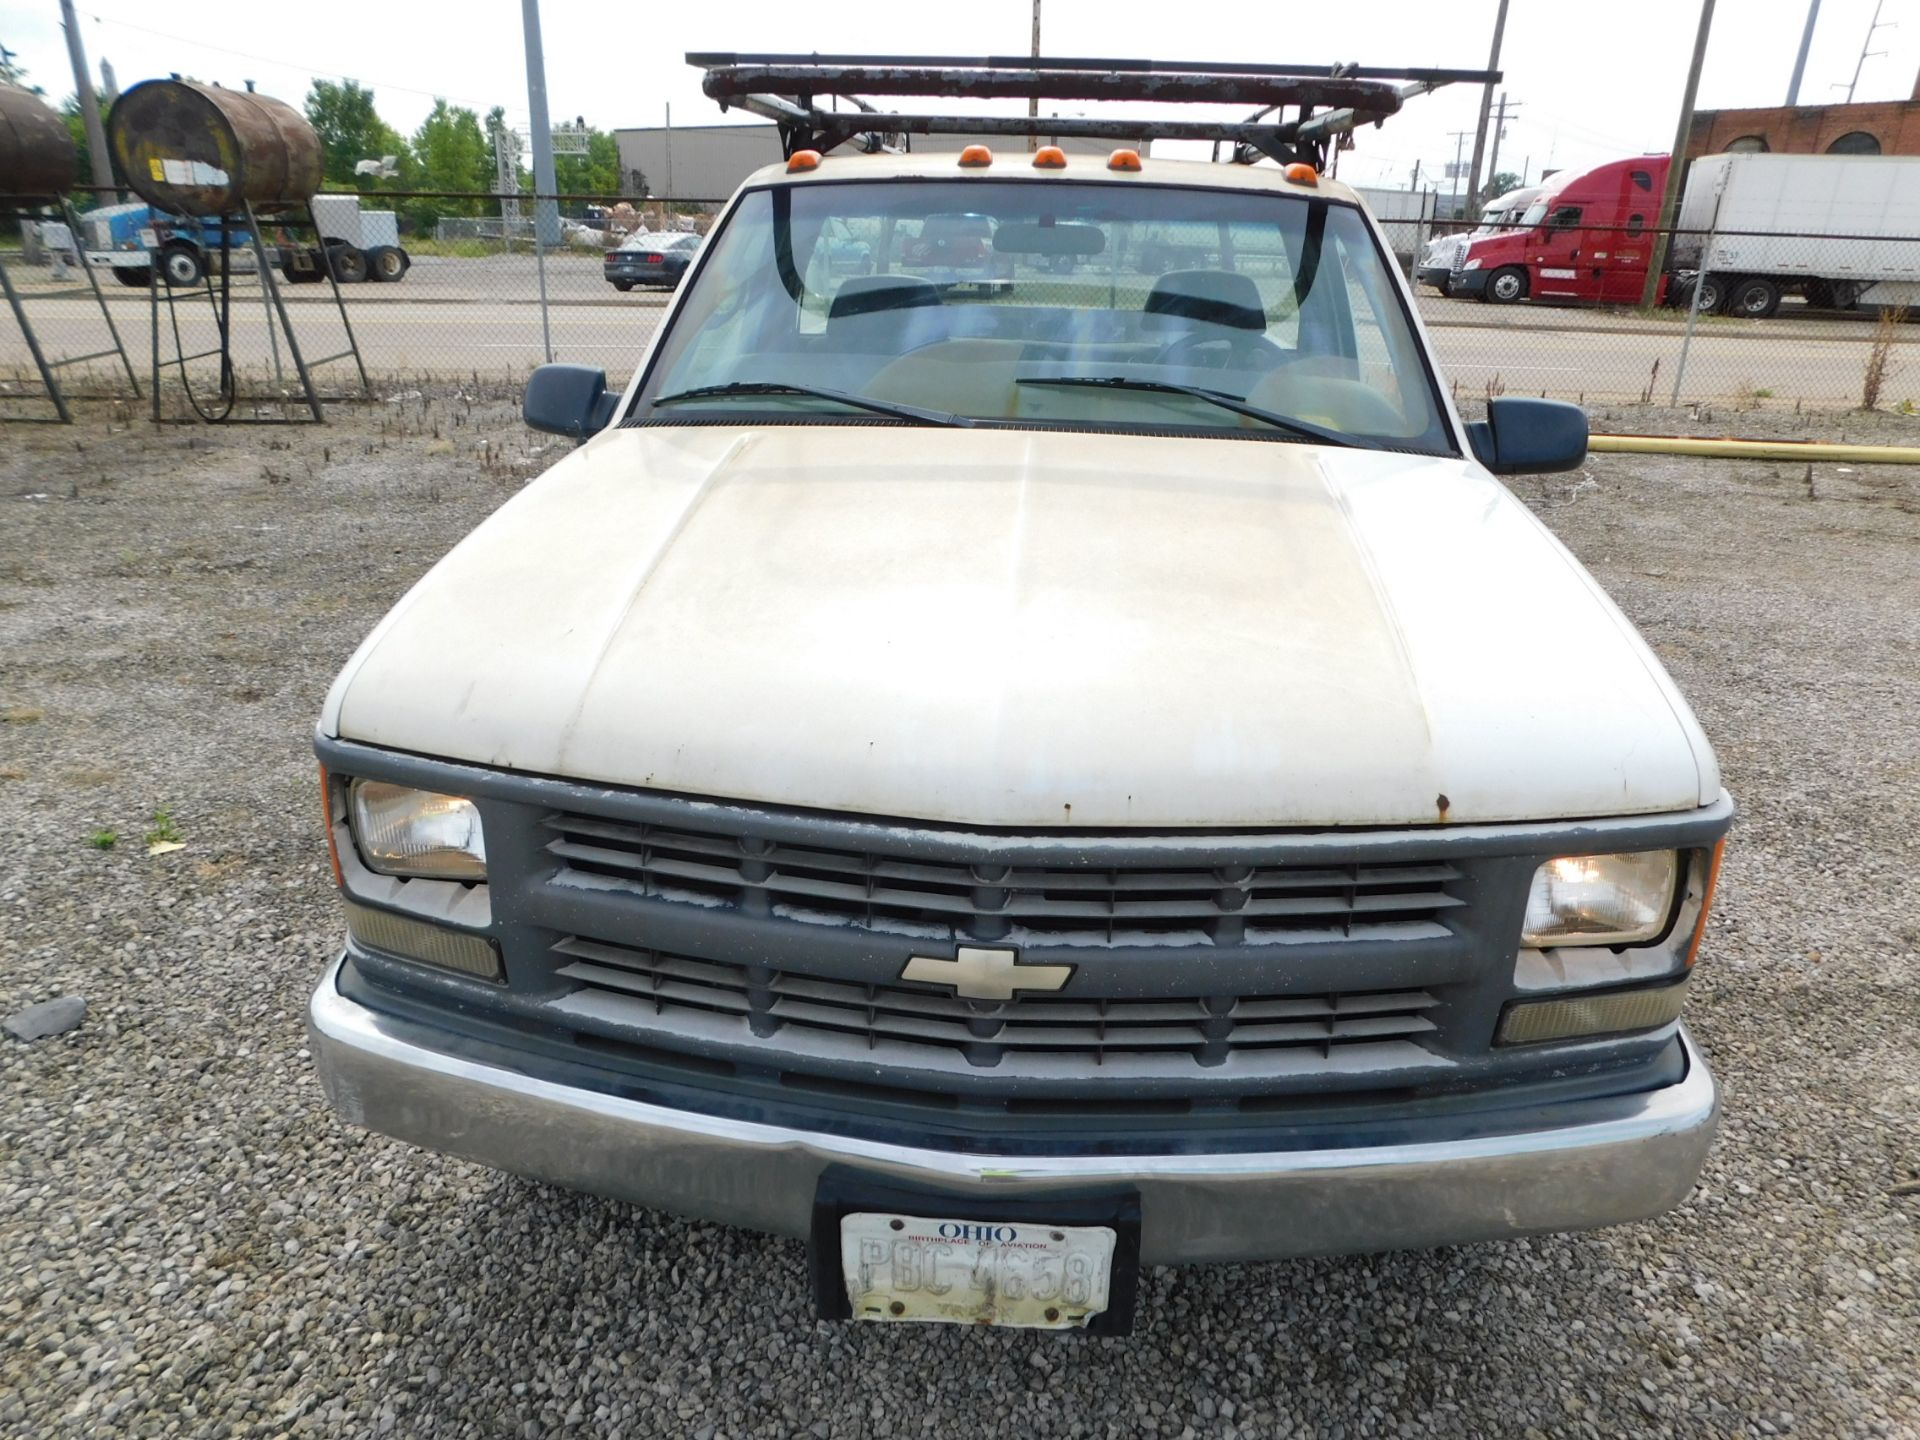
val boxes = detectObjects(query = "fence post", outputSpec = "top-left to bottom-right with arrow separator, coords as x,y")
1669,209 -> 1718,406
534,198 -> 554,364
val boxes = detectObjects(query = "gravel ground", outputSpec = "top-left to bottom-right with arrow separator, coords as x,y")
2,395 -> 1915,1439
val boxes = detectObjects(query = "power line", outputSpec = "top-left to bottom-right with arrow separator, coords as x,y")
81,9 -> 514,117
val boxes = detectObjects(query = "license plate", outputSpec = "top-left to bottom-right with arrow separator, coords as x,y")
840,1212 -> 1116,1328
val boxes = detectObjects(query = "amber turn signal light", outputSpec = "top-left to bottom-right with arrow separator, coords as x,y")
1284,162 -> 1319,185
319,763 -> 343,888
1033,145 -> 1067,168
786,149 -> 821,173
1686,838 -> 1727,966
958,144 -> 994,168
1107,148 -> 1143,171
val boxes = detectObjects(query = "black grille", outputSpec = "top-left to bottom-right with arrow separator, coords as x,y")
552,935 -> 1439,1070
543,811 -> 1464,948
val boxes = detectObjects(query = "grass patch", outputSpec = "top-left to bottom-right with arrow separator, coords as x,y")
87,829 -> 117,850
144,807 -> 183,847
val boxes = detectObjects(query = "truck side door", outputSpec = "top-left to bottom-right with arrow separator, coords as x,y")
1529,202 -> 1586,298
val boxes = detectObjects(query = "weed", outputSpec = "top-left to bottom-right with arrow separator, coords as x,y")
1861,305 -> 1909,410
144,807 -> 183,847
88,829 -> 117,850
1,705 -> 43,723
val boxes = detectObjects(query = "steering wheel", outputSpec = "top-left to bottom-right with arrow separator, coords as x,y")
1156,328 -> 1275,371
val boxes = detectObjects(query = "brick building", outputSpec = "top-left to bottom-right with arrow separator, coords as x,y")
1686,72 -> 1920,159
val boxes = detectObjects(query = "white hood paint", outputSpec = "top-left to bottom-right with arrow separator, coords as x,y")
323,426 -> 1719,828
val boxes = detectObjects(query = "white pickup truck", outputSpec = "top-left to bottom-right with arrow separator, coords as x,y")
306,60 -> 1731,1335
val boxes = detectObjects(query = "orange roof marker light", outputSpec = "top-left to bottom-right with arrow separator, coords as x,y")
1284,162 -> 1319,186
1107,148 -> 1143,172
786,149 -> 821,173
958,144 -> 994,168
1033,145 -> 1067,169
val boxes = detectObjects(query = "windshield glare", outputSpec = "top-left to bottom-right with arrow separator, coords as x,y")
635,179 -> 1450,451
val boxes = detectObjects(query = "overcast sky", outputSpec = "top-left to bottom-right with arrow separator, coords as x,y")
9,0 -> 1919,195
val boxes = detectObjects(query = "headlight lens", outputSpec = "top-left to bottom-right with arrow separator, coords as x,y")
349,780 -> 487,880
1521,850 -> 1678,947
1462,258 -> 1483,271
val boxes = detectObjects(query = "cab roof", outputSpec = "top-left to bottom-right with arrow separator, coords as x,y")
738,148 -> 1362,203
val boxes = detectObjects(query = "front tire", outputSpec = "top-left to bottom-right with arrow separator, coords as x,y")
1484,266 -> 1528,304
159,244 -> 203,288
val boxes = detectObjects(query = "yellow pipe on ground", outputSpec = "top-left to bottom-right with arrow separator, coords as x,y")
1588,434 -> 1920,464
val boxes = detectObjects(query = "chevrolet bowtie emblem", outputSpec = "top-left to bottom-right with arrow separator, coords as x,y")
900,946 -> 1072,1002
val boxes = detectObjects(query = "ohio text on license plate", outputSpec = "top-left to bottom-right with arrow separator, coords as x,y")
840,1213 -> 1116,1328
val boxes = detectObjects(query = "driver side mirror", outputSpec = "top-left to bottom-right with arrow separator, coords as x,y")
523,364 -> 620,438
1466,397 -> 1588,475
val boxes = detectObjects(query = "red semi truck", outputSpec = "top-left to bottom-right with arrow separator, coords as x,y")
1447,155 -> 1672,306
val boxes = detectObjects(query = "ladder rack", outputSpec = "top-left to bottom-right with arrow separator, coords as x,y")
689,54 -> 1499,166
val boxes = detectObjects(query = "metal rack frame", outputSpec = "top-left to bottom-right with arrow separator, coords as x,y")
0,196 -> 141,424
147,199 -> 369,424
689,54 -> 1499,167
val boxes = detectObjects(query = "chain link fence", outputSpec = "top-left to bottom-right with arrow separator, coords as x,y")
5,195 -> 1919,424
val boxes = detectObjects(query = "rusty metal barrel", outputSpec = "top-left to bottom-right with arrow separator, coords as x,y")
107,79 -> 321,216
0,82 -> 78,199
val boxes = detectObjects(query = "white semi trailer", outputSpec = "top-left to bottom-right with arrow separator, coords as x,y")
1673,153 -> 1920,318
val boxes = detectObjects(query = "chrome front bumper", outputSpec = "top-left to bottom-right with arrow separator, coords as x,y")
308,956 -> 1719,1265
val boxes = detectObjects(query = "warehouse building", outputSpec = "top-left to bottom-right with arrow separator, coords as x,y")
1686,71 -> 1920,159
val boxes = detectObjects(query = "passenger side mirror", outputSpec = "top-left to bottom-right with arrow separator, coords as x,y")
1465,397 -> 1588,475
523,364 -> 620,438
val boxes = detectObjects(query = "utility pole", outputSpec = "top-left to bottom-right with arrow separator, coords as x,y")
1484,93 -> 1521,202
1639,0 -> 1716,311
1028,0 -> 1042,151
58,0 -> 114,195
1786,0 -> 1822,105
1463,0 -> 1511,225
521,0 -> 561,248
1839,0 -> 1894,103
1447,130 -> 1471,219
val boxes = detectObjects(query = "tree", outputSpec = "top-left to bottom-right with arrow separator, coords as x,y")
2,42 -> 43,92
404,98 -> 493,231
1484,170 -> 1523,202
305,79 -> 407,189
554,125 -> 622,200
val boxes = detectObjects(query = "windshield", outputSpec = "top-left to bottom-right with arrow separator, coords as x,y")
1519,197 -> 1554,228
633,179 -> 1451,452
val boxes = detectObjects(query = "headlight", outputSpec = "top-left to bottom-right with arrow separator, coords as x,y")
1462,258 -> 1483,271
1521,850 -> 1678,947
349,780 -> 487,880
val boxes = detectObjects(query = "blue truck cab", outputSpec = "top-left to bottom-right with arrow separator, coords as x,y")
81,202 -> 257,288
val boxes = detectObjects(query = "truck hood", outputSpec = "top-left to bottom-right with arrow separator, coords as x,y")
322,425 -> 1718,828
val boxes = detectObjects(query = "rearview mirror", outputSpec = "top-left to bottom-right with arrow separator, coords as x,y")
993,222 -> 1106,257
523,364 -> 620,438
1465,397 -> 1588,475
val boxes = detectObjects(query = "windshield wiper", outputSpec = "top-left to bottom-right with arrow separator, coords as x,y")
651,381 -> 972,427
1015,376 -> 1380,450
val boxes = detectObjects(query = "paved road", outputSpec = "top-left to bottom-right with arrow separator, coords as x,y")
5,255 -> 1915,407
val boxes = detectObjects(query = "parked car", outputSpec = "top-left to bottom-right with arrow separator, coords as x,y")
604,232 -> 701,290
311,99 -> 1732,1336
